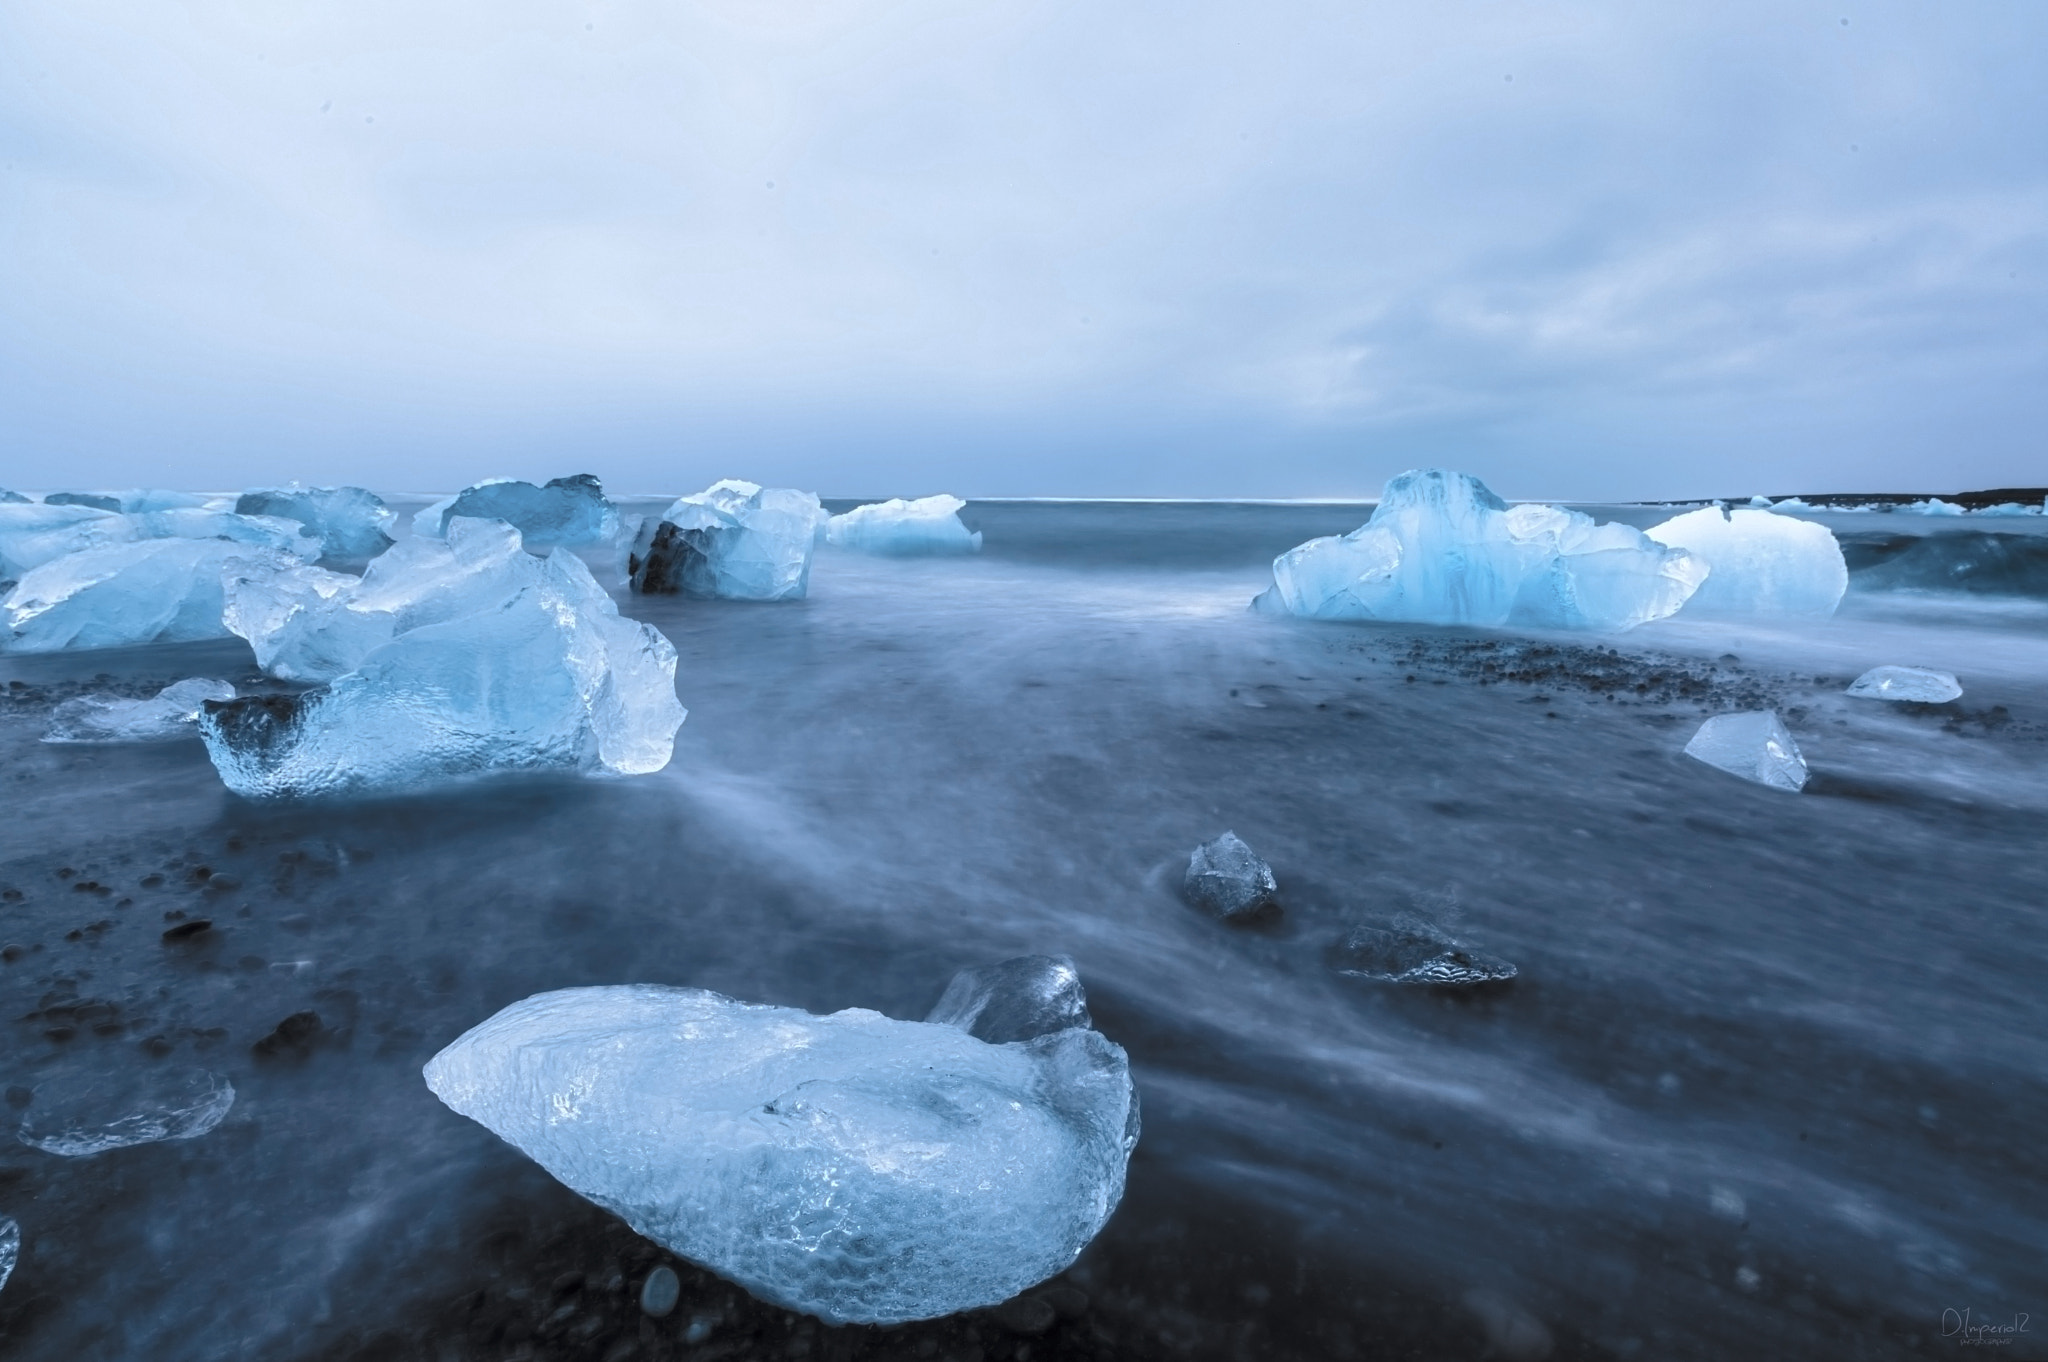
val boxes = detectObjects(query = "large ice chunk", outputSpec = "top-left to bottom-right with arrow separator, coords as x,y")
45,489 -> 207,513
235,486 -> 396,561
43,678 -> 237,743
1645,507 -> 1847,617
1257,470 -> 1705,630
0,503 -> 316,582
1846,665 -> 1962,703
414,474 -> 619,550
925,955 -> 1092,1043
1183,831 -> 1279,920
630,480 -> 825,601
826,496 -> 982,556
423,978 -> 1137,1325
17,1068 -> 235,1156
3,540 -> 302,653
1683,711 -> 1808,792
201,520 -> 685,796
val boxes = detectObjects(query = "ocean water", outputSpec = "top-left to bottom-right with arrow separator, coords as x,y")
1,499 -> 2043,1361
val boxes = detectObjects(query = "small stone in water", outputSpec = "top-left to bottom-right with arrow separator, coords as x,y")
640,1265 -> 680,1318
990,1294 -> 1057,1335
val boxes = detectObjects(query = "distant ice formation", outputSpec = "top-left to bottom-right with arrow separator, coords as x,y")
0,488 -> 28,504
1329,916 -> 1517,987
424,971 -> 1137,1324
1683,711 -> 1808,792
236,485 -> 396,561
17,1068 -> 235,1157
1645,506 -> 1847,617
44,490 -> 207,514
1255,470 -> 1706,631
43,678 -> 237,743
1846,665 -> 1962,703
204,519 -> 685,796
413,474 -> 620,550
1894,498 -> 1967,517
2,538 -> 310,653
630,480 -> 825,600
1183,831 -> 1279,920
826,496 -> 982,556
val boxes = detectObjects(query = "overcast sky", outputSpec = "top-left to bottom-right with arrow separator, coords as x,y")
2,0 -> 2043,499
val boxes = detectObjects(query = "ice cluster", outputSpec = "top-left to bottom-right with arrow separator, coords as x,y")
630,480 -> 825,601
45,490 -> 207,513
1644,507 -> 1847,617
204,519 -> 684,796
0,502 -> 317,584
1183,831 -> 1279,920
1329,916 -> 1517,987
423,964 -> 1137,1325
826,496 -> 982,556
236,486 -> 396,561
17,1068 -> 235,1157
413,475 -> 619,550
3,536 -> 313,653
1894,498 -> 1967,517
1256,470 -> 1706,631
1,488 -> 29,504
43,678 -> 237,743
1846,665 -> 1962,703
1683,711 -> 1808,792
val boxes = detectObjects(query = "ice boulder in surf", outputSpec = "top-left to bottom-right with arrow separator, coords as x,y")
924,955 -> 1093,1043
1183,831 -> 1279,920
1329,916 -> 1517,987
1846,665 -> 1962,703
826,496 -> 982,556
235,486 -> 396,561
201,519 -> 685,796
1645,507 -> 1847,617
44,678 -> 237,743
2,539 -> 309,653
423,969 -> 1138,1325
413,474 -> 619,550
1255,470 -> 1706,631
630,480 -> 825,601
1683,711 -> 1808,792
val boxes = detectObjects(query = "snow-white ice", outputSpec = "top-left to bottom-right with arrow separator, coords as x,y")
43,678 -> 237,743
925,955 -> 1093,1043
1184,831 -> 1279,919
1846,665 -> 1962,703
423,980 -> 1138,1325
826,496 -> 982,556
1256,470 -> 1705,631
16,1069 -> 235,1157
630,480 -> 825,601
236,486 -> 396,561
3,539 -> 308,653
1683,711 -> 1809,792
412,475 -> 619,550
203,519 -> 685,796
1645,506 -> 1847,617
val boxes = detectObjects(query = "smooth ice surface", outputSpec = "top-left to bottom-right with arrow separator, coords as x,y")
17,1069 -> 235,1157
0,1216 -> 15,1295
1645,506 -> 1847,617
1683,711 -> 1809,792
631,480 -> 824,601
3,540 -> 305,653
1330,917 -> 1518,987
1184,831 -> 1278,919
1258,470 -> 1704,630
1846,665 -> 1962,703
236,486 -> 396,561
415,475 -> 618,550
423,982 -> 1137,1324
826,496 -> 982,556
203,520 -> 685,796
43,678 -> 236,743
45,490 -> 206,514
925,955 -> 1093,1043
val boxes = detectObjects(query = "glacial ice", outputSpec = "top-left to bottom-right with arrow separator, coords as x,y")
0,503 -> 318,583
1329,916 -> 1517,987
826,496 -> 982,556
1256,470 -> 1705,631
630,480 -> 825,601
236,486 -> 396,561
1645,507 -> 1847,617
44,678 -> 237,743
17,1068 -> 235,1157
1969,501 -> 2042,517
202,519 -> 685,796
925,955 -> 1093,1043
0,488 -> 27,504
45,490 -> 207,513
423,976 -> 1138,1325
414,475 -> 619,550
1683,711 -> 1808,792
3,539 -> 306,653
1846,665 -> 1962,703
0,1216 -> 15,1294
1895,498 -> 1966,517
1184,831 -> 1279,920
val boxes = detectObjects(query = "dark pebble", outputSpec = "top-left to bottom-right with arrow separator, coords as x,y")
989,1294 -> 1056,1336
253,1010 -> 324,1058
2,944 -> 28,962
162,919 -> 214,942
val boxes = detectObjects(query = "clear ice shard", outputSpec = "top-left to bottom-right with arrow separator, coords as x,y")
43,678 -> 237,743
1846,665 -> 1962,703
1183,831 -> 1279,920
1683,711 -> 1808,792
235,486 -> 396,561
1256,470 -> 1705,630
17,1068 -> 235,1157
422,977 -> 1138,1325
1329,916 -> 1517,986
0,1216 -> 15,1294
203,519 -> 685,796
1644,507 -> 1847,617
630,480 -> 825,600
925,956 -> 1093,1043
826,496 -> 982,556
413,475 -> 619,550
3,539 -> 307,653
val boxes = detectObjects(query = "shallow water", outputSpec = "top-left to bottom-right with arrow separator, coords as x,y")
0,501 -> 2042,1361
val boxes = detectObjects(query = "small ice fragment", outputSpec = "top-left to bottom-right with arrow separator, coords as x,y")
422,978 -> 1137,1325
43,678 -> 237,743
1845,665 -> 1962,703
630,480 -> 825,600
1183,831 -> 1278,920
17,1068 -> 235,1156
826,496 -> 982,556
3,540 -> 305,653
640,1265 -> 681,1317
925,955 -> 1092,1043
1683,711 -> 1808,792
414,475 -> 619,550
1746,495 -> 1773,508
0,1216 -> 16,1294
1330,916 -> 1517,986
235,485 -> 396,561
1645,506 -> 1847,617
